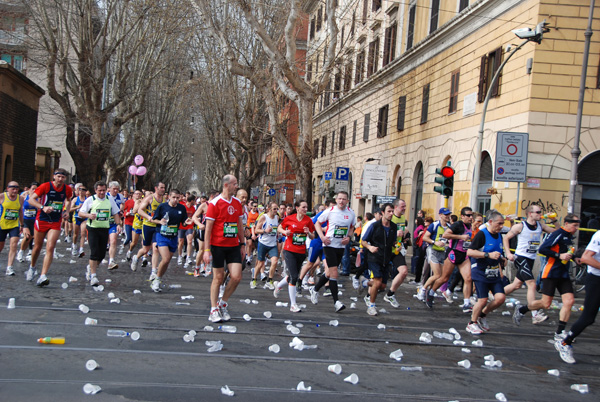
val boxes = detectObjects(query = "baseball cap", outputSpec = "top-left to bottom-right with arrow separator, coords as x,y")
439,207 -> 451,215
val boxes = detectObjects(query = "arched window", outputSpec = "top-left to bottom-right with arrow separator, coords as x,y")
476,152 -> 493,214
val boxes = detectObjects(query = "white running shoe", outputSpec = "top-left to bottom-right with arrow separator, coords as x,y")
443,290 -> 454,304
36,274 -> 49,287
25,267 -> 36,281
554,330 -> 568,342
16,250 -> 24,262
209,309 -> 222,323
466,322 -> 483,335
219,304 -> 231,321
477,317 -> 490,332
149,272 -> 158,282
5,266 -> 15,276
177,256 -> 183,265
417,288 -> 426,302
309,287 -> 319,304
367,305 -> 378,316
383,294 -> 400,308
71,248 -> 78,257
334,300 -> 346,312
290,304 -> 302,313
273,286 -> 281,298
250,279 -> 257,289
151,278 -> 161,292
90,276 -> 100,286
555,339 -> 575,364
130,256 -> 138,271
264,281 -> 275,290
107,262 -> 118,270
532,311 -> 549,324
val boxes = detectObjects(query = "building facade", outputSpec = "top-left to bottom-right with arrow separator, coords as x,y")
308,0 -> 600,233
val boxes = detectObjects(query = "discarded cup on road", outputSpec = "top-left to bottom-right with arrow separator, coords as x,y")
219,325 -> 237,333
133,289 -> 141,294
419,332 -> 432,343
328,364 -> 342,375
296,381 -> 311,391
350,303 -> 357,309
453,340 -> 465,346
108,292 -> 115,299
83,383 -> 101,395
377,324 -> 386,330
461,348 -> 471,353
85,317 -> 98,326
289,337 -> 303,348
7,298 -> 15,309
243,314 -> 252,321
110,298 -> 120,304
570,384 -> 589,394
79,304 -> 89,314
220,385 -> 234,396
495,392 -> 507,401
130,331 -> 140,341
243,299 -> 251,304
69,276 -> 78,283
502,311 -> 511,316
203,325 -> 214,331
457,359 -> 471,369
472,340 -> 483,347
183,334 -> 195,342
188,330 -> 196,336
169,284 -> 182,289
344,373 -> 359,384
449,328 -> 461,340
400,366 -> 423,371
287,325 -> 300,335
268,344 -> 280,353
251,300 -> 258,304
85,359 -> 99,371
276,301 -> 288,307
329,320 -> 339,327
61,283 -> 68,289
484,354 -> 495,361
263,311 -> 272,319
93,285 -> 104,292
181,295 -> 194,300
485,360 -> 503,368
547,369 -> 560,376
105,279 -> 112,283
389,348 -> 403,361
296,323 -> 304,328
206,340 -> 223,352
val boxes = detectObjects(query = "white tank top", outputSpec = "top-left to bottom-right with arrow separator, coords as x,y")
258,214 -> 279,247
515,221 -> 542,259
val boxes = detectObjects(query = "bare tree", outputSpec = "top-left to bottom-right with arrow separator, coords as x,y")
191,0 -> 339,200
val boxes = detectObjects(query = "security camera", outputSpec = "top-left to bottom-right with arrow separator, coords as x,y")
512,27 -> 536,40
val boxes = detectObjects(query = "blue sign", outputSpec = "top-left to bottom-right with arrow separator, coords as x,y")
376,196 -> 396,204
324,171 -> 333,180
268,189 -> 276,196
336,167 -> 350,181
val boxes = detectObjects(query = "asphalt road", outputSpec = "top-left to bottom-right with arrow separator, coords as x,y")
1,238 -> 599,401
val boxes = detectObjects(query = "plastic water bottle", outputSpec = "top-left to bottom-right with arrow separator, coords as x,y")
161,213 -> 169,233
107,329 -> 130,337
219,325 -> 237,333
433,331 -> 443,339
37,337 -> 65,344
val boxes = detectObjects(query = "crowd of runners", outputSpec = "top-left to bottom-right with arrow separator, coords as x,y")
1,170 -> 600,365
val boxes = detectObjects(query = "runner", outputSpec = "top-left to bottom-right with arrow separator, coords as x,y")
192,192 -> 215,277
298,201 -> 332,292
246,201 -> 259,267
383,199 -> 410,308
78,181 -> 121,286
70,184 -> 88,258
465,210 -> 507,335
17,182 -> 38,263
0,181 -> 29,276
361,203 -> 397,316
107,181 -> 125,270
311,191 -> 356,312
26,168 -> 73,286
204,175 -> 246,323
251,202 -> 280,290
177,194 -> 196,269
273,200 -> 314,312
149,189 -> 192,292
418,208 -> 452,304
555,228 -> 600,364
507,205 -> 556,325
131,182 -> 166,279
124,190 -> 143,261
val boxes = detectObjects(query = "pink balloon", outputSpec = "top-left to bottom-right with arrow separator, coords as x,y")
134,155 -> 144,166
136,166 -> 147,176
128,165 -> 137,175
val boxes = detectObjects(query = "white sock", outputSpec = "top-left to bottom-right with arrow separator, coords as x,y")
109,258 -> 114,264
276,276 -> 288,290
464,298 -> 470,306
288,284 -> 297,305
429,289 -> 435,296
151,268 -> 157,274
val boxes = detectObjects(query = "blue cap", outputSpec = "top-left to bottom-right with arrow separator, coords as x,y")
439,207 -> 451,215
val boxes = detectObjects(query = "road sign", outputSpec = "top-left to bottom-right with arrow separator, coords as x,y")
268,189 -> 276,196
324,172 -> 333,181
376,196 -> 396,204
363,164 -> 387,196
336,167 -> 349,181
494,132 -> 528,182
280,188 -> 286,194
334,180 -> 349,193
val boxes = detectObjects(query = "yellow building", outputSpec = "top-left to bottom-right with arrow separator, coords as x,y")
309,0 -> 600,236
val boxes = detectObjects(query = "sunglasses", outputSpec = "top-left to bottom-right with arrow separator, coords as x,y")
532,211 -> 542,214
464,214 -> 473,217
80,189 -> 87,192
7,185 -> 19,189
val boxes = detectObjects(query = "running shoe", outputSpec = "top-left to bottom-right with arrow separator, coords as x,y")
90,276 -> 100,286
126,250 -> 132,261
383,294 -> 400,308
149,272 -> 157,282
5,266 -> 15,276
462,303 -> 473,313
309,286 -> 319,304
364,295 -> 371,307
554,330 -> 568,342
79,250 -> 85,258
194,267 -> 201,277
425,292 -> 434,309
532,311 -> 549,324
273,286 -> 281,298
477,317 -> 490,332
264,281 -> 275,290
443,290 -> 454,304
130,256 -> 138,271
177,256 -> 183,265
466,322 -> 483,335
16,250 -> 24,263
209,309 -> 222,323
107,262 -> 118,270
260,273 -> 267,282
307,276 -> 315,285
334,300 -> 346,312
71,248 -> 78,257
323,288 -> 332,297
151,278 -> 161,292
36,274 -> 49,287
513,305 -> 524,326
290,304 -> 302,313
367,305 -> 378,316
352,275 -> 360,290
141,258 -> 148,267
554,340 -> 575,364
417,288 -> 426,302
219,304 -> 231,321
250,279 -> 257,289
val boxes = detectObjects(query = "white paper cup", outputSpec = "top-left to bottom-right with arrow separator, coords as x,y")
84,317 -> 98,325
85,359 -> 98,371
344,373 -> 359,384
268,344 -> 280,353
130,331 -> 140,341
83,383 -> 101,394
328,364 -> 342,375
7,298 -> 15,309
457,359 -> 471,369
79,304 -> 89,314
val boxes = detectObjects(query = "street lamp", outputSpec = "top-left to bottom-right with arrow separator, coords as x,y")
469,20 -> 550,209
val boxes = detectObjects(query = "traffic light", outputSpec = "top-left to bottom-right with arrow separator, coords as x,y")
434,164 -> 455,197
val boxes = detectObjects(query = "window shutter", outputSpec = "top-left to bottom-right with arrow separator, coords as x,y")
491,47 -> 502,98
477,55 -> 487,102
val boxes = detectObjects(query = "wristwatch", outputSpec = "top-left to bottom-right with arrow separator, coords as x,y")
484,252 -> 489,258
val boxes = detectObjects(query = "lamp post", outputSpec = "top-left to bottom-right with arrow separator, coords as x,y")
469,21 -> 549,209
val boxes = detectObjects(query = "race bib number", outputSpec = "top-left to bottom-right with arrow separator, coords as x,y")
485,264 -> 500,278
463,241 -> 472,248
526,240 -> 540,254
24,208 -> 36,218
223,222 -> 238,238
50,201 -> 63,211
5,209 -> 19,220
292,233 -> 307,246
268,225 -> 277,236
160,225 -> 178,236
96,209 -> 110,221
400,244 -> 407,256
333,226 -> 348,238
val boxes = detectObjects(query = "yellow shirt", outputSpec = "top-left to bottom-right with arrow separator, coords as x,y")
0,192 -> 21,230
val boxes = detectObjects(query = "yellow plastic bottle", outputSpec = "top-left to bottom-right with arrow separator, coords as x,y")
37,337 -> 65,344
542,212 -> 557,220
561,246 -> 576,265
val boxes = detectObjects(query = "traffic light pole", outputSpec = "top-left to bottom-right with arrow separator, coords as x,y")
444,196 -> 449,209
